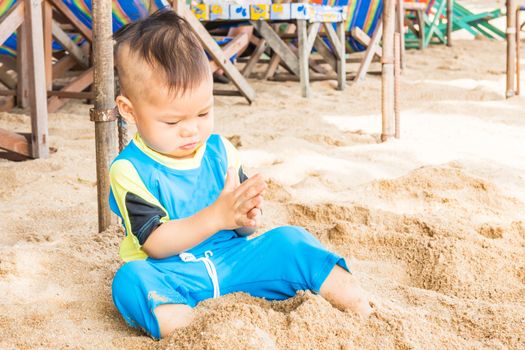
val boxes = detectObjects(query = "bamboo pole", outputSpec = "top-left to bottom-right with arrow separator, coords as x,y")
446,0 -> 453,47
92,0 -> 117,232
506,0 -> 517,98
394,32 -> 401,139
381,0 -> 395,142
396,0 -> 405,70
516,7 -> 521,95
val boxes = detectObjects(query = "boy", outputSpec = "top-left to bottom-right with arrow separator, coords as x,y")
109,10 -> 372,339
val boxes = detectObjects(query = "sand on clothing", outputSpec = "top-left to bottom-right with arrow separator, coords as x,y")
1,1 -> 524,348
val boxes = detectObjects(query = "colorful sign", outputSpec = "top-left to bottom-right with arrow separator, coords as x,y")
270,4 -> 291,20
191,4 -> 209,21
230,5 -> 250,20
250,4 -> 270,20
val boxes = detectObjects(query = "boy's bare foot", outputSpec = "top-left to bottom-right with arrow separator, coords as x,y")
320,265 -> 373,318
154,303 -> 194,338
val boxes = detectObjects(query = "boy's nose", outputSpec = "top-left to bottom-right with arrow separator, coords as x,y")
180,120 -> 198,137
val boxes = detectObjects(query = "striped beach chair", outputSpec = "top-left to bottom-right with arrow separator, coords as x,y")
0,0 -> 168,57
322,0 -> 383,53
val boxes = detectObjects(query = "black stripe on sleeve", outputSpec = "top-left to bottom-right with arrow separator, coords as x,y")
125,192 -> 165,245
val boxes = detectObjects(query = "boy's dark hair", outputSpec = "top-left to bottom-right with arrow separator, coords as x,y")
113,10 -> 209,97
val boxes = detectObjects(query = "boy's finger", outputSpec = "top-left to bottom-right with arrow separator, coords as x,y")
235,176 -> 266,201
236,214 -> 255,228
235,174 -> 263,193
236,195 -> 263,214
247,208 -> 261,219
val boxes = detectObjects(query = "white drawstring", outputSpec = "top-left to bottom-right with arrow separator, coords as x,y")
179,250 -> 220,298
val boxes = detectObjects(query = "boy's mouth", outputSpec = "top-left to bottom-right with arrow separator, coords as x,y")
179,141 -> 199,150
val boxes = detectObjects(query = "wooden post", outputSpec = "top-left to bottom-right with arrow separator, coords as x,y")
394,32 -> 401,139
506,0 -> 516,98
416,9 -> 425,50
43,0 -> 53,90
381,0 -> 395,142
297,19 -> 310,97
25,0 -> 49,158
446,0 -> 453,47
396,0 -> 405,69
516,7 -> 521,95
336,21 -> 345,90
16,22 -> 29,108
92,0 -> 117,232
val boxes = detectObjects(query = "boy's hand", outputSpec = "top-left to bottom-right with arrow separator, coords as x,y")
213,167 -> 266,230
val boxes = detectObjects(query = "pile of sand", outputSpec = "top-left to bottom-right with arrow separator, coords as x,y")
157,165 -> 525,350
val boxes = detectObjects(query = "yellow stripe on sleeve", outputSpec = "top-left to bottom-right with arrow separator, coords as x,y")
110,159 -> 170,261
220,135 -> 242,173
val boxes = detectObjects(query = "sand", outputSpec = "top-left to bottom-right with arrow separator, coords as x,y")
1,3 -> 525,349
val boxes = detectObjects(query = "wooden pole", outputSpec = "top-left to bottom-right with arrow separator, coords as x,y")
336,21 -> 346,90
16,22 -> 29,108
394,32 -> 401,139
25,0 -> 49,158
297,18 -> 310,97
446,0 -> 453,47
396,0 -> 405,70
516,7 -> 521,95
381,0 -> 395,142
92,0 -> 117,232
506,0 -> 517,98
43,0 -> 53,90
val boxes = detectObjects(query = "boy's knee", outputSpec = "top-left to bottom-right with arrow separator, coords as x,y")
270,225 -> 315,246
112,261 -> 149,300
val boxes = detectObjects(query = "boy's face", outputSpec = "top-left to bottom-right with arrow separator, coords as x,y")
116,66 -> 214,159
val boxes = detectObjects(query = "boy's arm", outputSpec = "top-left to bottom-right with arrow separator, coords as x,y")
110,159 -> 265,260
142,169 -> 266,259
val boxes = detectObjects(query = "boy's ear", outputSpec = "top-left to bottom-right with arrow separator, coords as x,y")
116,95 -> 136,124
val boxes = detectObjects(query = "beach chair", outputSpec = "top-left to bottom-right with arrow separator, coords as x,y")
403,0 -> 428,49
404,0 -> 504,50
0,0 -> 255,111
404,0 -> 452,49
440,1 -> 504,40
326,0 -> 383,53
261,0 -> 384,82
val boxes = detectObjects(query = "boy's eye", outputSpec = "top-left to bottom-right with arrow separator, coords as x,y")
198,112 -> 209,118
165,121 -> 179,125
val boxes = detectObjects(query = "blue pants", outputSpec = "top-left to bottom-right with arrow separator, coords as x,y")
112,226 -> 349,338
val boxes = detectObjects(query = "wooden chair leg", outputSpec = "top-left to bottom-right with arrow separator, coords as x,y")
264,52 -> 281,79
16,23 -> 29,108
336,21 -> 345,90
242,38 -> 266,78
416,9 -> 425,50
355,21 -> 383,82
297,19 -> 309,97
